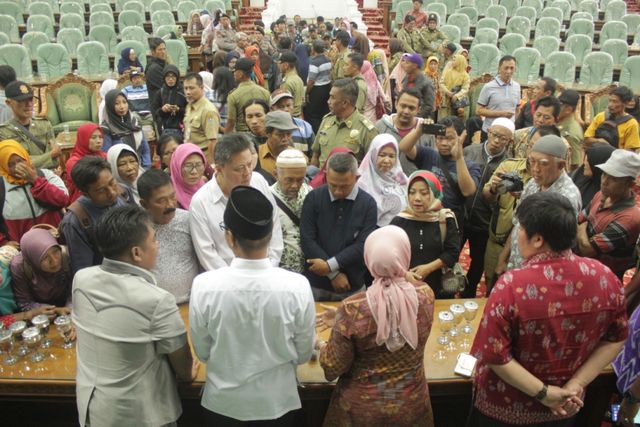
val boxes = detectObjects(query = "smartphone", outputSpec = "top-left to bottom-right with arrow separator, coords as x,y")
422,123 -> 447,136
611,403 -> 620,423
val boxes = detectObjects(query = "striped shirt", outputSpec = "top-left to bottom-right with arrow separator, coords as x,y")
307,54 -> 332,86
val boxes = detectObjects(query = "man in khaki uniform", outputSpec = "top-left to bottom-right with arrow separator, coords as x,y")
183,72 -> 220,161
278,51 -> 305,118
224,58 -> 270,134
342,52 -> 367,114
396,15 -> 426,56
421,13 -> 447,60
556,89 -> 584,170
331,30 -> 351,81
0,81 -> 60,169
311,78 -> 378,167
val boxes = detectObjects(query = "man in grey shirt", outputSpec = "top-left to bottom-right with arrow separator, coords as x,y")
138,169 -> 200,304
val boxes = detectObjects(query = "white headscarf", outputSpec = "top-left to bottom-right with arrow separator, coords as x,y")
358,134 -> 408,226
199,71 -> 214,90
98,79 -> 118,124
106,144 -> 143,204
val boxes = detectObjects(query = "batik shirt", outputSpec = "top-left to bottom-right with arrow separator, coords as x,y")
472,251 -> 628,425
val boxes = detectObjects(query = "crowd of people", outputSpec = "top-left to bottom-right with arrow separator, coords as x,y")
0,7 -> 640,427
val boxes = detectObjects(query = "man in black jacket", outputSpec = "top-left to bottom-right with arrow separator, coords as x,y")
145,38 -> 168,108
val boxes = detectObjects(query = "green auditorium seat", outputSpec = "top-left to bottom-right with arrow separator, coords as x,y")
76,41 -> 110,76
564,34 -> 593,66
56,28 -> 85,57
88,25 -> 118,54
513,46 -> 540,82
469,43 -> 500,77
0,44 -> 32,79
37,43 -> 72,80
579,51 -> 614,86
499,33 -> 527,56
22,31 -> 49,59
601,38 -> 628,66
619,56 -> 640,93
543,51 -> 576,84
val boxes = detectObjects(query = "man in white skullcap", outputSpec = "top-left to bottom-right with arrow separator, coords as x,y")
270,149 -> 312,273
462,117 -> 515,297
576,149 -> 640,279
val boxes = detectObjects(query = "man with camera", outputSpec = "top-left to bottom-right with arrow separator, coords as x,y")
461,118 -> 514,297
399,115 -> 481,228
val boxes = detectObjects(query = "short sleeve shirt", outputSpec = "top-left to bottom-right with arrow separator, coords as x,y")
184,96 -> 220,150
584,112 -> 640,150
477,77 -> 521,132
226,81 -> 270,132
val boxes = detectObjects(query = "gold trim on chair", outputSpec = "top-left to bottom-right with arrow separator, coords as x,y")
583,84 -> 616,125
38,73 -> 100,119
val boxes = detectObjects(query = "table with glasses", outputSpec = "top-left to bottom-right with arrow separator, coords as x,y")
0,299 -> 617,427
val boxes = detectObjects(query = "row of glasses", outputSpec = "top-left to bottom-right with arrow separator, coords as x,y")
433,300 -> 480,362
0,315 -> 73,365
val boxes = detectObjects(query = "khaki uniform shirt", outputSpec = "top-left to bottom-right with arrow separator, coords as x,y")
184,96 -> 220,151
281,71 -> 305,118
558,116 -> 584,167
396,28 -> 425,55
353,75 -> 367,114
312,109 -> 378,165
331,48 -> 351,81
0,117 -> 57,169
421,28 -> 447,59
226,81 -> 270,132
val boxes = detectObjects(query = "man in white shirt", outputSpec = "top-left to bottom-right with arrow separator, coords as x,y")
190,186 -> 315,425
189,133 -> 284,270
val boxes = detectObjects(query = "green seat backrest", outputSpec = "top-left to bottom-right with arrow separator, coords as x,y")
513,46 -> 540,82
115,40 -> 148,69
440,24 -> 461,43
580,51 -> 613,86
166,0 -> 178,10
426,3 -> 447,20
469,43 -> 499,77
48,83 -> 97,124
152,10 -> 176,32
543,51 -> 575,84
141,0 -> 156,11
36,43 -> 71,80
475,0 -> 494,13
28,2 -> 54,21
0,2 -> 24,25
601,38 -> 628,65
567,18 -> 594,39
119,10 -> 145,29
26,15 -> 54,39
60,2 -> 84,15
471,28 -> 499,49
622,14 -> 640,35
441,0 -> 460,16
205,0 -> 225,12
522,0 -> 543,14
514,6 -> 536,22
533,36 -> 560,58
59,14 -> 86,37
0,15 -> 20,43
22,31 -> 49,59
121,26 -> 150,45
605,0 -> 627,21
578,1 -> 598,18
499,33 -> 526,56
550,0 -> 571,20
56,28 -> 85,56
458,6 -> 478,24
123,0 -> 145,15
535,18 -> 561,39
89,0 -> 110,6
619,56 -> 640,93
447,13 -> 471,38
506,16 -> 531,39
564,34 -> 592,65
77,41 -> 109,76
90,3 -> 112,13
394,1 -> 413,27
150,0 -> 171,15
90,11 -> 115,29
155,24 -> 182,38
0,44 -> 32,79
600,21 -> 628,44
540,7 -> 563,22
486,5 -> 507,27
499,0 -> 521,17
0,33 -> 9,47
571,11 -> 593,22
89,25 -> 118,54
177,1 -> 199,21
115,0 -> 130,11
165,39 -> 188,75
477,18 -> 500,33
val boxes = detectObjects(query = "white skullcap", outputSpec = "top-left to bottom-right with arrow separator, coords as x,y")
276,149 -> 307,168
491,117 -> 515,135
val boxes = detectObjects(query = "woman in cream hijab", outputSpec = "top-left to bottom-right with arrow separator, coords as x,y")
438,54 -> 470,121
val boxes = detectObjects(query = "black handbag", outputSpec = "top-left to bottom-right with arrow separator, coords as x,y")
450,85 -> 470,110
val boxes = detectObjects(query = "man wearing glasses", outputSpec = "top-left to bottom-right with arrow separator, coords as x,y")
461,118 -> 514,297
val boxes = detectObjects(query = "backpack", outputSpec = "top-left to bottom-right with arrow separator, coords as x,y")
594,112 -> 634,148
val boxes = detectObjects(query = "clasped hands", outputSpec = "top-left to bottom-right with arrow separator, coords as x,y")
540,380 -> 585,418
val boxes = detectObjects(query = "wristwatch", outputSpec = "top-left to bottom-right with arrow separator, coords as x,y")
534,384 -> 548,401
624,390 -> 640,404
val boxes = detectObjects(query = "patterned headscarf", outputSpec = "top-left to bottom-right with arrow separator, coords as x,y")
397,170 -> 444,222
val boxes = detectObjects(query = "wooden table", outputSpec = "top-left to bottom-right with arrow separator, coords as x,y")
0,299 -> 617,426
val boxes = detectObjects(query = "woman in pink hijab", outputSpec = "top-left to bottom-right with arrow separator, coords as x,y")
318,225 -> 436,427
169,143 -> 207,209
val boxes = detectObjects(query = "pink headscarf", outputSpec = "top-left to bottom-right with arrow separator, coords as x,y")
365,225 -> 419,352
361,60 -> 379,106
170,143 -> 207,209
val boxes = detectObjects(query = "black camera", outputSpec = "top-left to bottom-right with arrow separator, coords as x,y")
422,123 -> 447,136
496,172 -> 524,194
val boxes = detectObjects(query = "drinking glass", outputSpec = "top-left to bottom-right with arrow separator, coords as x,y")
31,314 -> 52,349
449,303 -> 465,340
462,301 -> 479,334
0,329 -> 17,365
54,316 -> 74,349
23,327 -> 44,363
433,310 -> 454,361
9,320 -> 28,357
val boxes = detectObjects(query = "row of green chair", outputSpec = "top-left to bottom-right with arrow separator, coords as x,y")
0,37 -> 189,80
7,0 -> 230,14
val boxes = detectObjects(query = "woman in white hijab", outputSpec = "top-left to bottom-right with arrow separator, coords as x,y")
106,144 -> 144,205
98,79 -> 118,124
358,133 -> 408,226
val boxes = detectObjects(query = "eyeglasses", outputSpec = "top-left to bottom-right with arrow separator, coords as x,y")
182,162 -> 205,173
488,131 -> 512,144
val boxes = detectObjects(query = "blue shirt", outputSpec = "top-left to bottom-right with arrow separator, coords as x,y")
477,76 -> 521,132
